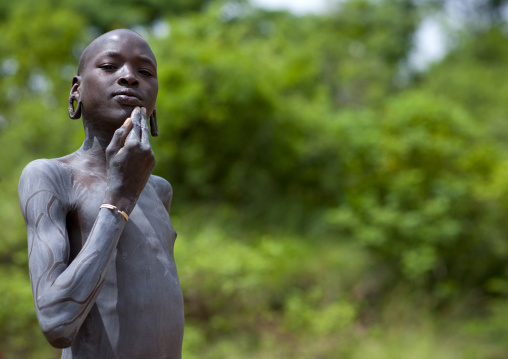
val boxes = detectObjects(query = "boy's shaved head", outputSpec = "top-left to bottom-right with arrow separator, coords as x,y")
71,27 -> 159,131
77,29 -> 156,75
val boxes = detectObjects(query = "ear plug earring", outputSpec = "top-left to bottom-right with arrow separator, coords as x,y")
68,96 -> 82,120
150,108 -> 159,137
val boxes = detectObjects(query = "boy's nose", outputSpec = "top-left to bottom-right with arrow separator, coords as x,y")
118,67 -> 139,87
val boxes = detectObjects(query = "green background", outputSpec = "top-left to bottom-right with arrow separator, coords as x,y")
2,0 -> 508,357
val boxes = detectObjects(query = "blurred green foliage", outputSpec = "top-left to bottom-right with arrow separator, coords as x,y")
3,0 -> 508,357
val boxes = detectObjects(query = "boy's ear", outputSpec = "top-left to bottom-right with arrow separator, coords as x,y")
69,76 -> 82,97
68,76 -> 82,120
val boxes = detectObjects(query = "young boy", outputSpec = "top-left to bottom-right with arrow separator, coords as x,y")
18,29 -> 184,358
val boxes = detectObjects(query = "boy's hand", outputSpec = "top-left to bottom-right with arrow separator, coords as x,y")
103,107 -> 156,214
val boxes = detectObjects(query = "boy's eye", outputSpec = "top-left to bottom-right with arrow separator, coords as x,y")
139,69 -> 153,77
100,64 -> 117,71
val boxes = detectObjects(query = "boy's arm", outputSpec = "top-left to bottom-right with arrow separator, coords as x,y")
20,161 -> 127,348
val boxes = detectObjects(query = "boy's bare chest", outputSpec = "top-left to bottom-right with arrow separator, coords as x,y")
66,170 -> 176,263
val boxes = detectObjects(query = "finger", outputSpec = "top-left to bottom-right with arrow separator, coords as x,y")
140,107 -> 151,146
125,107 -> 142,143
108,117 -> 133,153
130,107 -> 141,133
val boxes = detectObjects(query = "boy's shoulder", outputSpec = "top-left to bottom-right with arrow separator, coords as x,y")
20,157 -> 74,182
19,158 -> 75,202
149,174 -> 173,210
21,158 -> 61,177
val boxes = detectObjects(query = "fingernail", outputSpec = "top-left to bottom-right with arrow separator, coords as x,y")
123,118 -> 132,126
142,107 -> 147,114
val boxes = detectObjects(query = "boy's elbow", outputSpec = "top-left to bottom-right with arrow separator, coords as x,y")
36,296 -> 81,348
41,321 -> 77,348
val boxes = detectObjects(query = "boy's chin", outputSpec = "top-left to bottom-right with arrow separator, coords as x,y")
107,107 -> 138,125
83,106 -> 143,128
116,105 -> 139,118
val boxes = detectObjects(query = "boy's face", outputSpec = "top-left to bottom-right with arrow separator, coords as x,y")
77,30 -> 158,129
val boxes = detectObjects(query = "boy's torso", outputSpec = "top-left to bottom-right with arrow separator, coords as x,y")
54,156 -> 184,358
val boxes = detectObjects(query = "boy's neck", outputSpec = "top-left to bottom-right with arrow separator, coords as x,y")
76,123 -> 114,174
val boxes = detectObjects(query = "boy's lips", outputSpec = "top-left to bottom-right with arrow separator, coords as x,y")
112,90 -> 142,106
